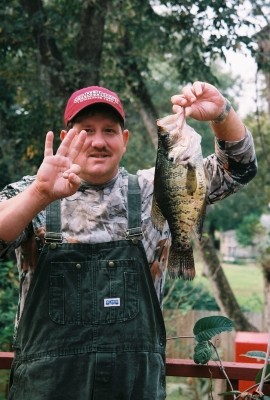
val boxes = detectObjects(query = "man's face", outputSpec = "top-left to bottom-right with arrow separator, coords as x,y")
62,113 -> 129,184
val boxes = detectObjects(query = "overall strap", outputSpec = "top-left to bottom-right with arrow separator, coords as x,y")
44,200 -> 63,243
126,174 -> 143,243
44,174 -> 142,244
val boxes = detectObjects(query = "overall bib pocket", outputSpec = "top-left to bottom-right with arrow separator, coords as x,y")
49,258 -> 139,325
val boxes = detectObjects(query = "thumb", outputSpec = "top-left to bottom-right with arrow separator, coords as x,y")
173,104 -> 193,118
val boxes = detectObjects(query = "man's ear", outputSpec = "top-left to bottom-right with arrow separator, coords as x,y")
123,129 -> 129,147
60,130 -> 67,141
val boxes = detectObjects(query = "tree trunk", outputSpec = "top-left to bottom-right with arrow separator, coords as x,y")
76,0 -> 110,87
20,0 -> 110,93
255,24 -> 270,114
20,0 -> 66,93
117,31 -> 159,147
198,232 -> 258,332
124,71 -> 158,147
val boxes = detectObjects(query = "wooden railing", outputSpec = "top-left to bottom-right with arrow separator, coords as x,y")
1,352 -> 269,399
0,352 -> 13,369
167,358 -> 270,399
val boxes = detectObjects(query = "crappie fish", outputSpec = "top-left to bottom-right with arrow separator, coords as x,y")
151,108 -> 206,280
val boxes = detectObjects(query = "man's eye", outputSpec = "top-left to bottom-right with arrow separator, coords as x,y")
105,129 -> 117,134
84,129 -> 94,134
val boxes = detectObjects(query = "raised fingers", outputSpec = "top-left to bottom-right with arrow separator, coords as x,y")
56,129 -> 78,157
68,130 -> 87,161
57,129 -> 87,160
44,131 -> 54,158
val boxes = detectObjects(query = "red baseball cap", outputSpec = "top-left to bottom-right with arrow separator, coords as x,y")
64,86 -> 125,126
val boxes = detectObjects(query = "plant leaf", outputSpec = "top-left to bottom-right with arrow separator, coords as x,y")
193,341 -> 212,364
241,351 -> 270,361
218,391 -> 241,396
193,316 -> 233,342
255,365 -> 270,383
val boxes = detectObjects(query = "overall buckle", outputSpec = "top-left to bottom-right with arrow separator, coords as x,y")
125,228 -> 143,244
44,232 -> 63,245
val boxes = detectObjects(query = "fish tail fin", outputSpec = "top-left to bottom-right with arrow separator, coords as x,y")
151,195 -> 166,231
168,245 -> 195,280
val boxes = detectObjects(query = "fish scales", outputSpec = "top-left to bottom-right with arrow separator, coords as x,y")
151,110 -> 207,280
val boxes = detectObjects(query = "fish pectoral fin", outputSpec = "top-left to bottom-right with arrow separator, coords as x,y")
151,196 -> 166,231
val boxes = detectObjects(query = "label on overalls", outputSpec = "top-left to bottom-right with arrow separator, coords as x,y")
104,298 -> 121,307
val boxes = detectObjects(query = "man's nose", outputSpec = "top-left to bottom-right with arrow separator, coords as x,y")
91,131 -> 106,147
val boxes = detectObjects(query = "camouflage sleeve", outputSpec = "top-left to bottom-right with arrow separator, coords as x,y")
0,175 -> 36,258
204,128 -> 257,204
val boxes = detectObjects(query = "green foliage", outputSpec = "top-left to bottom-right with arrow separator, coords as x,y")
163,278 -> 219,311
193,316 -> 233,342
236,213 -> 262,246
0,259 -> 19,350
192,316 -> 233,365
203,99 -> 270,237
245,112 -> 270,199
255,364 -> 270,384
120,104 -> 157,172
191,316 -> 270,398
193,341 -> 212,365
241,351 -> 270,362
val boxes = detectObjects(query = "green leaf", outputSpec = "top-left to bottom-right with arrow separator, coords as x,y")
218,391 -> 241,396
241,351 -> 270,361
193,341 -> 212,364
255,365 -> 270,383
193,316 -> 233,342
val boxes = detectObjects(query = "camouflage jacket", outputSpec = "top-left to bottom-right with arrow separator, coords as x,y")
0,130 -> 257,315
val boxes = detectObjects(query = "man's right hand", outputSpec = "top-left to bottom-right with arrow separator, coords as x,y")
34,129 -> 87,203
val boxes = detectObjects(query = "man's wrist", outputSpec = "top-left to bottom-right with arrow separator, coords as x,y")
211,99 -> 232,124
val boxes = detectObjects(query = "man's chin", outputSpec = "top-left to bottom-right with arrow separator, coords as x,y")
80,169 -> 111,185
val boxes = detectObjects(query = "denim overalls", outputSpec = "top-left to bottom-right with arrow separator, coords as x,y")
9,175 -> 167,400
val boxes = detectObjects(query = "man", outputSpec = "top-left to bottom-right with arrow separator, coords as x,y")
0,82 -> 257,399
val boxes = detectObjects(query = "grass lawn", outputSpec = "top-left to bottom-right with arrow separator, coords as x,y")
222,262 -> 263,312
195,259 -> 264,313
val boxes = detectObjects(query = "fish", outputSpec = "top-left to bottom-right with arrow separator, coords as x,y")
151,108 -> 207,280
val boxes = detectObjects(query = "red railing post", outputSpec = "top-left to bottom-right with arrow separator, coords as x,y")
0,352 -> 13,370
